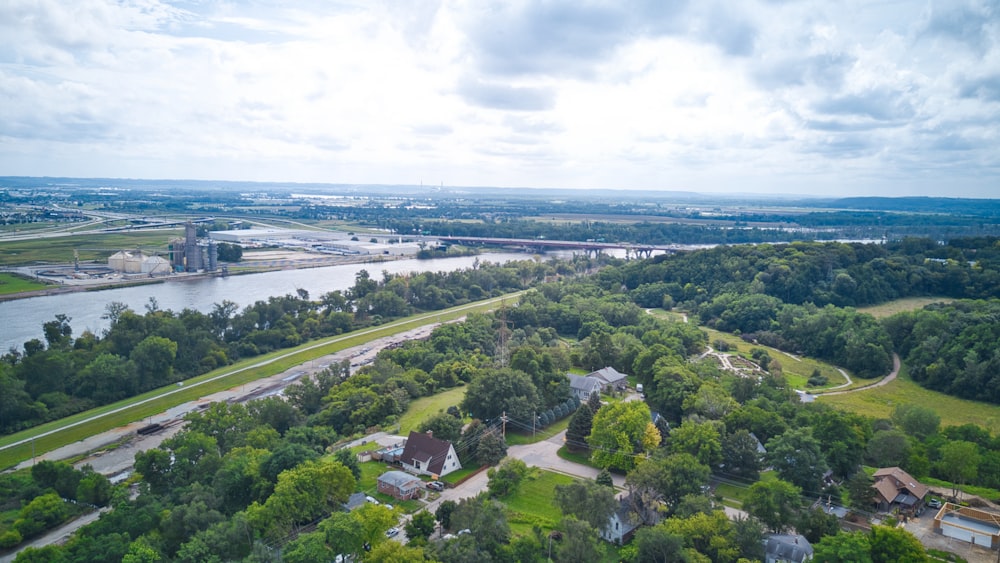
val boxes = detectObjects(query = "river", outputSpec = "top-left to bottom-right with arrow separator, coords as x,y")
0,252 -> 544,351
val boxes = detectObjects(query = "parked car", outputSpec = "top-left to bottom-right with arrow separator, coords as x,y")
927,498 -> 942,509
386,527 -> 400,538
427,481 -> 445,491
365,496 -> 379,505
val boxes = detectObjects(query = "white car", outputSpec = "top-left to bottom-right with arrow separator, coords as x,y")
385,527 -> 400,538
365,496 -> 379,505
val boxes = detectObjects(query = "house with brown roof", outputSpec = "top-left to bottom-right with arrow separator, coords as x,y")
872,466 -> 929,514
377,470 -> 423,500
400,430 -> 462,478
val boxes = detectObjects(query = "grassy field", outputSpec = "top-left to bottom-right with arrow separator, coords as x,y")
858,296 -> 953,318
0,293 -> 524,469
818,364 -> 1000,434
398,387 -> 467,435
0,231 -> 182,266
504,469 -> 575,535
503,469 -> 622,562
0,272 -> 50,295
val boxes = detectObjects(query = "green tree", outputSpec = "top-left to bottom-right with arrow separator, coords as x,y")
477,429 -> 508,466
865,429 -> 911,468
596,468 -> 614,488
554,478 -> 617,530
436,500 -> 457,531
868,525 -> 928,563
487,458 -> 529,498
282,532 -> 333,563
588,400 -> 660,471
626,453 -> 710,517
721,429 -> 763,481
743,479 -> 801,533
846,471 -> 878,510
246,458 -> 355,542
937,440 -> 980,499
634,526 -> 687,562
669,420 -> 722,468
892,404 -> 940,440
130,335 -> 178,388
765,428 -> 828,491
461,367 -> 541,424
662,510 -> 739,563
566,405 -> 595,452
405,510 -> 437,542
367,540 -> 427,562
418,413 -> 464,443
813,531 -> 873,563
556,517 -> 600,563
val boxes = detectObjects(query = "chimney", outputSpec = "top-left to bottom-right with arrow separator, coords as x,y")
426,430 -> 433,438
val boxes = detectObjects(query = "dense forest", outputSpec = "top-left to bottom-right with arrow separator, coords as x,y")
0,257 -> 599,435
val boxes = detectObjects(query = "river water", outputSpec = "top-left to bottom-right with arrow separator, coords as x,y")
0,252 -> 542,351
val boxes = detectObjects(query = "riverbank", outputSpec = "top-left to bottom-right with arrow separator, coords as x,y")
0,253 -> 407,303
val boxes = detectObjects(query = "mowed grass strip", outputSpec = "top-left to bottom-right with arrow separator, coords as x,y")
818,364 -> 1000,434
0,293 -> 524,469
0,272 -> 51,295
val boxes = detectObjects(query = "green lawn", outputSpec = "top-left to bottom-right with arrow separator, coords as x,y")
504,469 -> 576,535
0,272 -> 50,295
440,466 -> 480,485
556,445 -> 599,469
0,293 -> 525,469
818,364 -> 1000,435
398,386 -> 467,435
505,415 -> 571,446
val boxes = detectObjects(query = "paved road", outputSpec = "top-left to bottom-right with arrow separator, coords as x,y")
0,508 -> 109,563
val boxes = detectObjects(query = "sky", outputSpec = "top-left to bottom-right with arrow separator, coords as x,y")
1,1 -> 998,198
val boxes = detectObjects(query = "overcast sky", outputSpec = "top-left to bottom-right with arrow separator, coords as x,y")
1,1 -> 998,198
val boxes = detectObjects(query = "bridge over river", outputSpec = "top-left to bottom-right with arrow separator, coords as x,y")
434,235 -> 687,258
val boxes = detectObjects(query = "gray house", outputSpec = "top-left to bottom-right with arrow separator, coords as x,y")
588,367 -> 629,391
764,534 -> 813,563
567,374 -> 603,401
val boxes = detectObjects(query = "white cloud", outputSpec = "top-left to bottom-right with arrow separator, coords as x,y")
0,0 -> 997,197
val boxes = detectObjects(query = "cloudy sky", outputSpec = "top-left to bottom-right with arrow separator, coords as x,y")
1,0 -> 998,197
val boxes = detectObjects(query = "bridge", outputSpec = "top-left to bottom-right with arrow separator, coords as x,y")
433,235 -> 681,258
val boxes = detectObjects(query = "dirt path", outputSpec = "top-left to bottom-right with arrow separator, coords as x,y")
815,354 -> 899,397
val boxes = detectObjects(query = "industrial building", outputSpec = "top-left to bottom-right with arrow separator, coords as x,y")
107,250 -> 171,275
169,222 -> 218,272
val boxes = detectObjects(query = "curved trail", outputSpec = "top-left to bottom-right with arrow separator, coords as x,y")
814,353 -> 900,397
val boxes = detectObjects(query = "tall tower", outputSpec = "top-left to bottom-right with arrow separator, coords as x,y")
184,222 -> 200,271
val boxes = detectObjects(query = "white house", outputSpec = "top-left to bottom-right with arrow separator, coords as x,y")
399,430 -> 462,478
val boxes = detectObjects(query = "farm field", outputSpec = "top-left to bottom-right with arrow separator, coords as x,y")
0,272 -> 50,295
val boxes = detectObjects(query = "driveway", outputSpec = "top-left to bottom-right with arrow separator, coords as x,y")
508,430 -> 626,488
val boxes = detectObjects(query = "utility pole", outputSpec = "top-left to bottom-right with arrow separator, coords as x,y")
532,410 -> 535,438
501,411 -> 507,439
